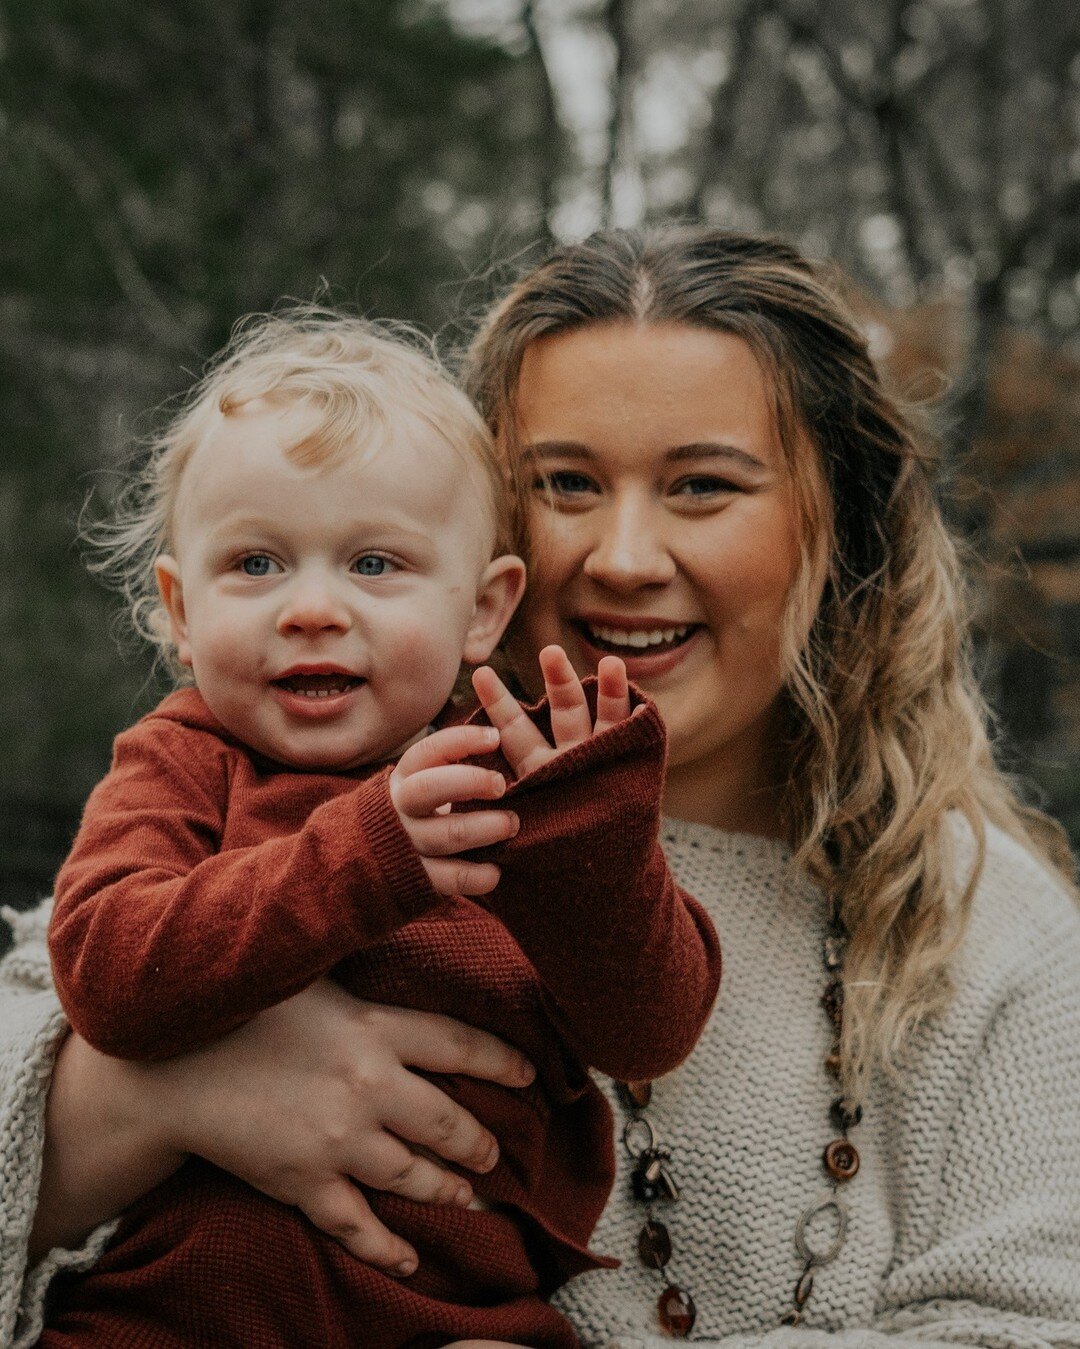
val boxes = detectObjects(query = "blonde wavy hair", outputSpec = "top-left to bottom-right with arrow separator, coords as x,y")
464,226 -> 1077,1087
87,306 -> 518,673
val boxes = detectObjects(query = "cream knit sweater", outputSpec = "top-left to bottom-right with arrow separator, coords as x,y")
2,819 -> 1079,1348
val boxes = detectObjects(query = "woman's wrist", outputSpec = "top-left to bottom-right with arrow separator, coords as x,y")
28,1030 -> 186,1262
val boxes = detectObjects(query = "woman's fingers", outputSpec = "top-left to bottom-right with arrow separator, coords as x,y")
443,1342 -> 528,1348
538,645 -> 594,748
594,654 -> 631,733
364,1000 -> 535,1092
472,665 -> 552,776
346,1132 -> 473,1208
299,1175 -> 418,1274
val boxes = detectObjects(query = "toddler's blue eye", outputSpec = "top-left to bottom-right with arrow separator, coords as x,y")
353,554 -> 391,576
241,554 -> 276,577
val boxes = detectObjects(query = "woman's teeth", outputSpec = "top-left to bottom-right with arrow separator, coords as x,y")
586,624 -> 692,650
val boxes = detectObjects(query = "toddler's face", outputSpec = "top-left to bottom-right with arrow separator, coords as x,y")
156,399 -> 523,770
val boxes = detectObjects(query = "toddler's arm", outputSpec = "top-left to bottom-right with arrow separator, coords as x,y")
48,718 -> 510,1061
396,647 -> 722,1083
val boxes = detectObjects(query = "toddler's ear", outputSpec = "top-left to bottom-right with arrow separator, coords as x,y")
463,555 -> 527,665
154,556 -> 193,668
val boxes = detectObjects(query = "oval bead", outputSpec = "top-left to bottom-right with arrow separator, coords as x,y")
658,1285 -> 697,1337
794,1268 -> 815,1306
638,1218 -> 672,1269
823,1137 -> 861,1180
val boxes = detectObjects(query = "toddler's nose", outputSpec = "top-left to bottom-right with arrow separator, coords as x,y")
276,574 -> 353,636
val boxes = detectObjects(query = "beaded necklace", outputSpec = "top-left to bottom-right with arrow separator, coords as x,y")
616,898 -> 862,1336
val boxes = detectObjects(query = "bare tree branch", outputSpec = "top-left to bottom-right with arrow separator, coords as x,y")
22,122 -> 197,354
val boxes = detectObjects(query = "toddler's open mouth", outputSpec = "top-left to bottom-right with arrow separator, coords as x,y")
271,672 -> 365,699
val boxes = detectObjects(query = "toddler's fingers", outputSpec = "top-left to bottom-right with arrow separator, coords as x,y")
394,724 -> 500,779
422,857 -> 501,897
538,645 -> 593,749
593,655 -> 631,733
394,764 -> 507,819
409,809 -> 519,857
472,666 -> 552,777
299,1176 -> 418,1275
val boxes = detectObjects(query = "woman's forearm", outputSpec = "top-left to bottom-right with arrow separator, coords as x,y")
29,1032 -> 185,1262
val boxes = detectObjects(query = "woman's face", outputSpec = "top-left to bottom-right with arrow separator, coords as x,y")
506,320 -> 820,829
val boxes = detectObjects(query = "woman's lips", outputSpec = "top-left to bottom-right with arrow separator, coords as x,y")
572,621 -> 704,680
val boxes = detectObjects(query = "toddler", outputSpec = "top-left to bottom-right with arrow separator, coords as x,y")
45,311 -> 721,1348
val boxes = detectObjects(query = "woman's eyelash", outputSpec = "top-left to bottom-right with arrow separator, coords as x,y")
532,470 -> 597,494
672,476 -> 740,496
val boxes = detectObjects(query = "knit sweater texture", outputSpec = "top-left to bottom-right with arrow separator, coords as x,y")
3,820 -> 1080,1347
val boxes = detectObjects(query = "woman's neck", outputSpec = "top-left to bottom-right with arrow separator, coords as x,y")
662,724 -> 790,839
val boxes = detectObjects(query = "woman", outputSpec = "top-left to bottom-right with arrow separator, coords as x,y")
4,227 -> 1080,1347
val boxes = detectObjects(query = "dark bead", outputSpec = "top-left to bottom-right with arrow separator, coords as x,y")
780,1310 -> 803,1326
823,935 -> 846,970
794,1269 -> 815,1306
638,1218 -> 672,1268
821,980 -> 844,1026
616,1079 -> 653,1111
830,1097 -> 863,1132
632,1168 -> 662,1203
657,1285 -> 696,1336
824,1043 -> 843,1078
823,1137 -> 861,1180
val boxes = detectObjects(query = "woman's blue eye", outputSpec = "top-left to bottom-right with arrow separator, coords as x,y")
353,554 -> 392,576
240,554 -> 277,576
534,470 -> 597,496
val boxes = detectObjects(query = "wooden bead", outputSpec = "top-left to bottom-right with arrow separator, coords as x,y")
823,1137 -> 861,1180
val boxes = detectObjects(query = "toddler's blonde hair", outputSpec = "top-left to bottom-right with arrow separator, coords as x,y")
88,306 -> 523,671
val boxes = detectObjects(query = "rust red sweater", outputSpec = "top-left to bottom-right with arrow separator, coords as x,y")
46,685 -> 720,1348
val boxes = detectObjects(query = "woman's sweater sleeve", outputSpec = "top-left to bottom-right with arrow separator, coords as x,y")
473,690 -> 722,1083
48,720 -> 440,1061
0,903 -> 118,1349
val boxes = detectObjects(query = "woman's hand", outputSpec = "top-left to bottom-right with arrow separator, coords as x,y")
474,645 -> 631,777
32,978 -> 534,1274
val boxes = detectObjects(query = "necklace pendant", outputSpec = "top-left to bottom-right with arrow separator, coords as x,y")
631,1147 -> 679,1203
657,1283 -> 697,1336
638,1218 -> 672,1269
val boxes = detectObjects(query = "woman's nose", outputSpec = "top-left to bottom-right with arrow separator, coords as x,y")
583,500 -> 677,591
276,572 -> 353,636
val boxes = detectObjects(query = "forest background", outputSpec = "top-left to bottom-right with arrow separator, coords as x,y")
1,0 -> 1077,930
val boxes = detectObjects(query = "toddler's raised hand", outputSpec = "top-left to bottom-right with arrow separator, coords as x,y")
389,724 -> 518,897
472,646 -> 631,779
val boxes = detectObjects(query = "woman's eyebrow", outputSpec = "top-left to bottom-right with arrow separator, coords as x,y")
667,442 -> 769,471
518,440 -> 592,461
